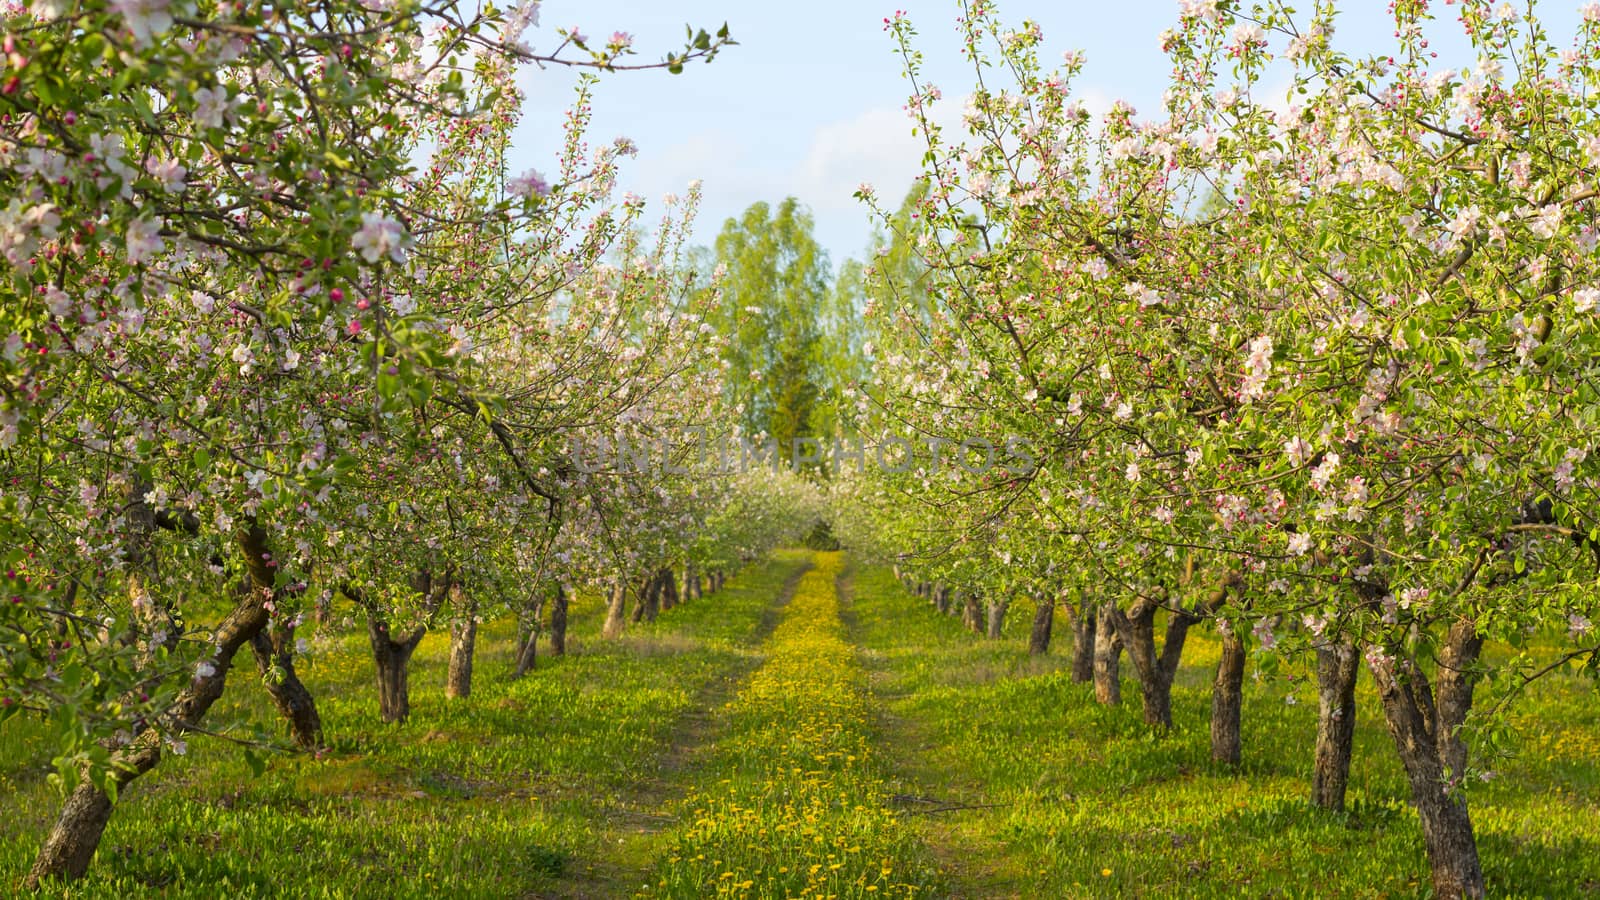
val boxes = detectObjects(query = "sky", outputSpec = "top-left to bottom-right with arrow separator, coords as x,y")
509,1 -> 1587,271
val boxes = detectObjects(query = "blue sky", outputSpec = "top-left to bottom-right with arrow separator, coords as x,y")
511,1 -> 1585,270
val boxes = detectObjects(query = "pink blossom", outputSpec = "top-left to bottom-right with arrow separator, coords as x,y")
508,169 -> 550,199
351,212 -> 407,264
125,217 -> 164,266
111,0 -> 172,46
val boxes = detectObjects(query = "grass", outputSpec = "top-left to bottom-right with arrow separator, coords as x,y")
648,552 -> 940,898
2,550 -> 1596,897
0,550 -> 812,898
843,562 -> 1600,898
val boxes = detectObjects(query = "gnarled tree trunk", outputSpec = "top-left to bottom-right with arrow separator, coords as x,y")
659,566 -> 679,611
1211,626 -> 1245,765
1093,599 -> 1123,705
1311,639 -> 1359,809
1108,594 -> 1199,729
369,618 -> 426,724
961,591 -> 983,634
602,580 -> 629,638
1028,596 -> 1054,655
548,583 -> 568,656
25,521 -> 276,887
514,624 -> 539,677
446,585 -> 477,700
250,624 -> 324,750
631,572 -> 661,624
1366,622 -> 1486,899
985,597 -> 1009,639
683,561 -> 701,602
1069,598 -> 1095,682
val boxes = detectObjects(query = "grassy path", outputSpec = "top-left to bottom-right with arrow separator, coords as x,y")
556,555 -> 814,899
645,552 -> 941,898
6,550 -> 1595,897
840,561 -> 1057,899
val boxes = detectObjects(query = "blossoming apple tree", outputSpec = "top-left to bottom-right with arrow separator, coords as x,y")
847,2 -> 1600,896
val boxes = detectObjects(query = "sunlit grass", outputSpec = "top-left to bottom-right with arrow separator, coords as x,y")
0,553 -> 810,898
847,563 -> 1600,897
649,552 -> 940,898
3,551 -> 1593,897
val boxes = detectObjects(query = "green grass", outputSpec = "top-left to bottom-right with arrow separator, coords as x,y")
844,563 -> 1600,898
649,552 -> 940,899
0,551 -> 811,898
3,550 -> 1596,898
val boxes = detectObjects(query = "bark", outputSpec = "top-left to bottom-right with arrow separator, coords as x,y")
961,591 -> 983,634
602,580 -> 629,638
25,522 -> 276,887
514,626 -> 539,677
1436,621 -> 1485,782
1311,639 -> 1359,810
683,561 -> 700,602
1211,627 -> 1245,765
445,584 -> 477,700
363,571 -> 450,723
548,583 -> 568,656
984,598 -> 1009,639
1028,596 -> 1054,655
659,566 -> 679,611
369,618 -> 425,724
1367,638 -> 1486,900
1107,594 -> 1199,729
1093,599 -> 1123,706
631,573 -> 660,624
250,625 -> 324,750
1069,598 -> 1096,683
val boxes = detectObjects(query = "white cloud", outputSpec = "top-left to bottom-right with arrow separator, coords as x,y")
793,106 -> 932,213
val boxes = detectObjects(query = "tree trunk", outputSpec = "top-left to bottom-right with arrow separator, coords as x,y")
369,618 -> 424,724
961,591 -> 982,634
548,583 -> 568,656
1028,597 -> 1054,655
632,573 -> 660,624
1211,626 -> 1245,765
250,625 -> 324,750
1311,639 -> 1359,810
684,561 -> 700,601
26,521 -> 277,887
1093,600 -> 1123,706
1070,599 -> 1095,683
659,566 -> 679,611
602,580 -> 629,638
1436,621 -> 1485,782
514,627 -> 538,677
985,598 -> 1009,639
1367,634 -> 1486,900
1108,595 -> 1198,729
445,584 -> 477,700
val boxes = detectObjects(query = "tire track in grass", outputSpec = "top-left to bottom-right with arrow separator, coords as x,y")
540,555 -> 812,900
838,561 -> 1028,899
646,551 -> 941,899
